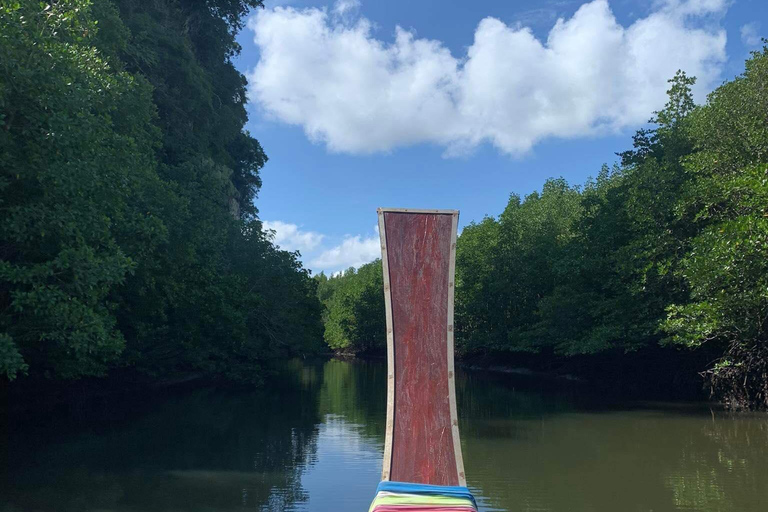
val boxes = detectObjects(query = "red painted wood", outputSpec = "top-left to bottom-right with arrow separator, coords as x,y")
384,212 -> 458,486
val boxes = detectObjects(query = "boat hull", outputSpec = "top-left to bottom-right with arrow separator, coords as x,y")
378,208 -> 465,487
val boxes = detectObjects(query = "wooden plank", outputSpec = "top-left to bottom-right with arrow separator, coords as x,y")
378,209 -> 465,486
378,207 -> 459,215
446,212 -> 466,486
378,210 -> 396,482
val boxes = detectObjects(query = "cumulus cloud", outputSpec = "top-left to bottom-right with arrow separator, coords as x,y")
264,220 -> 381,273
247,0 -> 727,155
310,226 -> 380,271
263,220 -> 324,253
741,22 -> 761,47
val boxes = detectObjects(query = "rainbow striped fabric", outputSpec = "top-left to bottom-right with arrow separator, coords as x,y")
368,481 -> 478,512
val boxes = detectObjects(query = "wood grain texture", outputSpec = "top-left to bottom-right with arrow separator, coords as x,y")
378,210 -> 396,482
382,211 -> 459,486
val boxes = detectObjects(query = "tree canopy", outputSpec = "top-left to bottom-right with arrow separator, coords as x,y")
1,0 -> 322,384
317,49 -> 768,409
3,1 -> 767,409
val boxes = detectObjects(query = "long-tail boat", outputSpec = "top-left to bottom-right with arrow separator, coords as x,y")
368,208 -> 478,512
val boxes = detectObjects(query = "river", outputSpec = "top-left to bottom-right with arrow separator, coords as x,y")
3,359 -> 767,511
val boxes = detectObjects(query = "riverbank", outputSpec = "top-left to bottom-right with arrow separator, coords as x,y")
0,341 -> 726,432
335,344 -> 716,403
461,346 -> 717,401
1,362 -> 282,423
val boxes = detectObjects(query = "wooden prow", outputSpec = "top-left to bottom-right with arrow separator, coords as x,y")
377,208 -> 466,486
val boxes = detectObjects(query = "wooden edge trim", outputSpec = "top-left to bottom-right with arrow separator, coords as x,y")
377,207 -> 458,215
378,209 -> 396,481
446,211 -> 466,486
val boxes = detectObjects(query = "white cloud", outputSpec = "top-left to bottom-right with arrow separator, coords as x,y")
310,225 -> 380,272
247,0 -> 727,156
263,220 -> 381,273
740,22 -> 761,47
262,220 -> 325,253
332,0 -> 360,17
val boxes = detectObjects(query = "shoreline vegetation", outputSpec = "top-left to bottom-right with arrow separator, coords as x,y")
1,0 -> 324,392
316,55 -> 768,410
2,1 -> 767,411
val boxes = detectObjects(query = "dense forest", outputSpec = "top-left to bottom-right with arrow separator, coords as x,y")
0,0 -> 322,387
317,50 -> 768,410
2,1 -> 767,411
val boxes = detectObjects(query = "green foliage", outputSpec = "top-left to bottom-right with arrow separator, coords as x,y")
452,59 -> 768,408
455,216 -> 500,353
456,179 -> 583,354
104,0 -> 321,382
664,47 -> 768,409
6,0 -> 767,410
0,0 -> 166,379
453,72 -> 701,361
307,52 -> 768,409
1,0 -> 322,384
316,261 -> 385,353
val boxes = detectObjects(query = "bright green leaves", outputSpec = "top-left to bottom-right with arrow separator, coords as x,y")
455,216 -> 500,354
312,48 -> 768,408
316,261 -> 385,354
654,70 -> 697,130
0,0 -> 161,378
661,47 -> 768,408
452,52 -> 768,409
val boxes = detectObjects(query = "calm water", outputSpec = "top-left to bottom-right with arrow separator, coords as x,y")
3,359 -> 768,512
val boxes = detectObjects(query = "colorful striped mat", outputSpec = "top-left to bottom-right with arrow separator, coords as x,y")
369,481 -> 478,512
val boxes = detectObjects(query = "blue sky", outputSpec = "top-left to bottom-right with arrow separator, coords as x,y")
233,0 -> 766,274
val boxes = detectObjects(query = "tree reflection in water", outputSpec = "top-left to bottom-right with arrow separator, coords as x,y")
3,360 -> 768,512
2,363 -> 325,512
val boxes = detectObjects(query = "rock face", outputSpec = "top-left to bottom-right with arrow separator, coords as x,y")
229,196 -> 240,220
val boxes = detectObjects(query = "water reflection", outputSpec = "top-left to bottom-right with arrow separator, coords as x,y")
664,414 -> 768,511
458,379 -> 768,512
2,365 -> 324,512
2,359 -> 768,512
